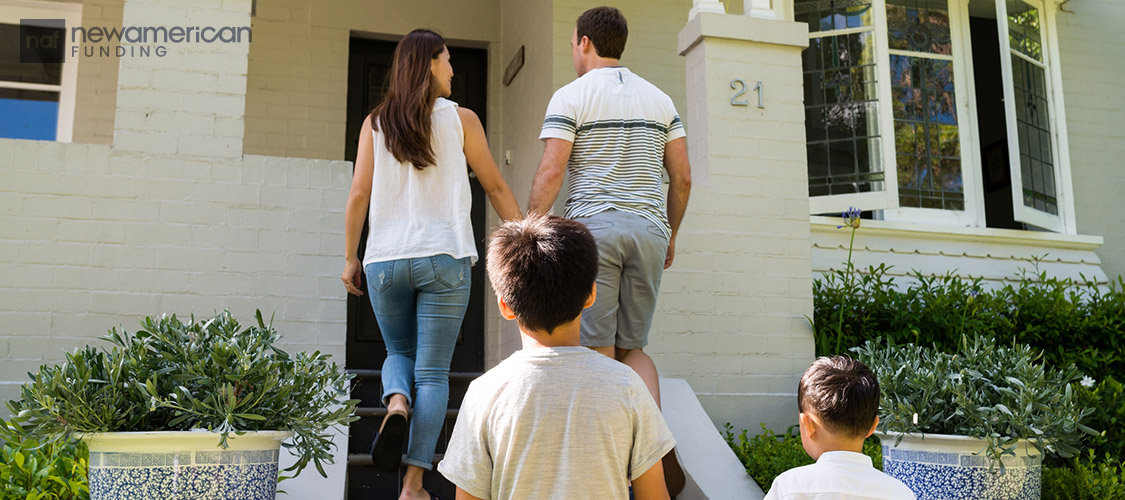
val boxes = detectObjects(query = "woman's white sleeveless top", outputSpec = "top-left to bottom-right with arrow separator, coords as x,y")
362,98 -> 477,267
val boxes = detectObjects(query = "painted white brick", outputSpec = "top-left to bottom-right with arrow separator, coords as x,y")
159,201 -> 227,225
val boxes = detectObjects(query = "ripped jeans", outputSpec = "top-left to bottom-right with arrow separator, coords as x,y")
364,254 -> 471,470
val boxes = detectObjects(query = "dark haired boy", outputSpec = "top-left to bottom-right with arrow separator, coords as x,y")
765,356 -> 916,500
437,214 -> 675,500
528,6 -> 691,493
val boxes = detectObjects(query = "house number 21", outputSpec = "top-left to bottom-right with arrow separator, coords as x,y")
730,79 -> 764,108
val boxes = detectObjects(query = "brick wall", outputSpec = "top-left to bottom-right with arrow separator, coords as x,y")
70,0 -> 124,144
1,0 -> 352,495
663,15 -> 814,434
1057,0 -> 1125,282
242,0 -> 503,161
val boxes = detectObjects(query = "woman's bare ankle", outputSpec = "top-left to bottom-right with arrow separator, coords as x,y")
387,393 -> 409,413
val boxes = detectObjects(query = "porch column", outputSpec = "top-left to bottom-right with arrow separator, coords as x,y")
669,12 -> 813,432
112,0 -> 251,159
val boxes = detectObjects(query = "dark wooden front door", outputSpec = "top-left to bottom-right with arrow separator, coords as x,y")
344,36 -> 489,499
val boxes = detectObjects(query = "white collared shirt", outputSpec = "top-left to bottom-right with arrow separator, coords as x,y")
763,451 -> 916,500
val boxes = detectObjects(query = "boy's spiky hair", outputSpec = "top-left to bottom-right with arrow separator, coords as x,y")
486,214 -> 599,333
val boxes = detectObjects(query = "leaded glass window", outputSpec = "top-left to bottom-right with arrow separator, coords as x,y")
1006,1 -> 1057,215
887,0 -> 963,210
797,0 -> 885,200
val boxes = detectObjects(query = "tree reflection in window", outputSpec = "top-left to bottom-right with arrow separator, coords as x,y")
798,0 -> 884,198
888,0 -> 963,210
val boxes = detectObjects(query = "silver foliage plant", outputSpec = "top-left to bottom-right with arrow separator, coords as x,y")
853,336 -> 1098,469
7,311 -> 359,480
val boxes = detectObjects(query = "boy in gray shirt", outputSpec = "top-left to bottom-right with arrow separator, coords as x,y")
438,214 -> 675,500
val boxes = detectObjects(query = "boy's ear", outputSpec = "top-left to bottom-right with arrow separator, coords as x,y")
583,282 -> 597,309
799,411 -> 816,438
497,297 -> 517,320
865,415 -> 879,439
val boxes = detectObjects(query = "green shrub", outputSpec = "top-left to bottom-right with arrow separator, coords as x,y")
1042,451 -> 1125,500
723,423 -> 881,492
0,419 -> 88,500
854,337 -> 1097,465
1076,376 -> 1125,462
6,311 -> 359,479
813,264 -> 1125,385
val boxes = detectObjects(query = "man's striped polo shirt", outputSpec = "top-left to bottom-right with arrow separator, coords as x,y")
539,66 -> 685,238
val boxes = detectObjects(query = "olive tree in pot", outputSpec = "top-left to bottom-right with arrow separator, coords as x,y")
6,311 -> 359,500
853,337 -> 1097,500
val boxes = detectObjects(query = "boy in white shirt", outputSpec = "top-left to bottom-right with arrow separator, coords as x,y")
438,214 -> 675,500
765,356 -> 916,500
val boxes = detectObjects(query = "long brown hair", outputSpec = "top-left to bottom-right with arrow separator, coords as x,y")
370,29 -> 446,169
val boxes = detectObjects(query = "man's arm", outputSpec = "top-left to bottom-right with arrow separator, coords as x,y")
632,460 -> 671,500
527,138 -> 573,215
663,137 -> 691,269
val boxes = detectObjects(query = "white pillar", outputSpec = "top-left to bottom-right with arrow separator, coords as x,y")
745,0 -> 777,19
668,12 -> 814,433
689,0 -> 726,18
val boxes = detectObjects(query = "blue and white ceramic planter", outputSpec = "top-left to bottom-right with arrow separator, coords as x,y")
84,431 -> 292,500
878,431 -> 1042,500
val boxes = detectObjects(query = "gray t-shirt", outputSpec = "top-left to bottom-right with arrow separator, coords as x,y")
437,346 -> 676,500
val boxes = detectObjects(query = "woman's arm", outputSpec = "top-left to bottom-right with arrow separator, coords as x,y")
342,115 -> 376,296
458,107 -> 523,221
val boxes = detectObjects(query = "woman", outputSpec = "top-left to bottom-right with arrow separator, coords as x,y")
342,29 -> 522,500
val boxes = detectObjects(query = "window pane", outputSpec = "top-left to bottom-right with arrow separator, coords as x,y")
0,88 -> 58,140
795,0 -> 874,34
0,23 -> 63,85
887,0 -> 952,55
1011,55 -> 1057,215
804,31 -> 884,197
1007,0 -> 1043,62
891,54 -> 963,211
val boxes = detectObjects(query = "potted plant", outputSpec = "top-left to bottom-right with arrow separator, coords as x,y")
6,311 -> 358,500
853,336 -> 1097,500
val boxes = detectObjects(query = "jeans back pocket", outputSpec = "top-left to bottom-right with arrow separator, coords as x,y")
365,261 -> 395,293
430,254 -> 469,289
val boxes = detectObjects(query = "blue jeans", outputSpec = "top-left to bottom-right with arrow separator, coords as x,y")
364,254 -> 471,470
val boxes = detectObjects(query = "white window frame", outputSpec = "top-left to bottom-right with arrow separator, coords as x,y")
880,0 -> 983,227
807,0 -> 1076,234
0,0 -> 82,142
996,0 -> 1074,233
806,0 -> 902,216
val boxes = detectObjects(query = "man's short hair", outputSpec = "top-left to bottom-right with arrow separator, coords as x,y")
797,356 -> 880,438
487,214 -> 599,333
576,6 -> 628,59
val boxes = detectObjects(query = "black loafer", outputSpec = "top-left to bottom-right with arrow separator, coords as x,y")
369,409 -> 408,472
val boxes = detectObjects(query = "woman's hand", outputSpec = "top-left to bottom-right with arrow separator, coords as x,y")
344,115 -> 375,296
343,258 -> 364,296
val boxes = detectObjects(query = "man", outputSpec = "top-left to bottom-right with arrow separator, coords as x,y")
528,5 -> 691,495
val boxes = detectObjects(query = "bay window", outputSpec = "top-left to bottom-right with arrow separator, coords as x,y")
798,0 -> 1074,233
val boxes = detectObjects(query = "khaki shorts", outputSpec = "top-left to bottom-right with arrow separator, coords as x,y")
575,210 -> 669,350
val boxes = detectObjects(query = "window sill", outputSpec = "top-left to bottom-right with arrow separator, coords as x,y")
810,216 -> 1103,251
